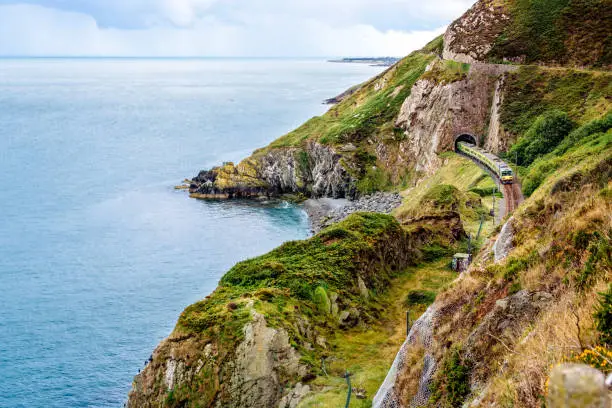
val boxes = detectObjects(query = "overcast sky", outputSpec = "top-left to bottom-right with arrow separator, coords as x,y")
0,0 -> 474,57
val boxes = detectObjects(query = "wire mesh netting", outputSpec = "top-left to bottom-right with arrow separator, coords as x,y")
372,304 -> 438,408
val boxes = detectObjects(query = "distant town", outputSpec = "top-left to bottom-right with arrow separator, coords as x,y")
328,57 -> 400,67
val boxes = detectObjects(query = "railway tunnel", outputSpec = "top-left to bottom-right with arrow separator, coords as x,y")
454,133 -> 478,151
453,132 -> 524,218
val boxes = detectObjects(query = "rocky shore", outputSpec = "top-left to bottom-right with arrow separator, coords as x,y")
303,192 -> 403,233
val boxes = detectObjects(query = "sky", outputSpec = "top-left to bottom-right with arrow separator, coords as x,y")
0,0 -> 475,57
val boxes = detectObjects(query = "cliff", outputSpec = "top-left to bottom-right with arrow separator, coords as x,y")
133,0 -> 611,406
127,212 -> 466,407
375,118 -> 612,406
443,0 -> 611,68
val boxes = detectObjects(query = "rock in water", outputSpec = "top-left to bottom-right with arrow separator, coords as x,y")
547,364 -> 610,408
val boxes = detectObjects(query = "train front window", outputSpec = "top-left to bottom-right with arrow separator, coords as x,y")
502,170 -> 512,177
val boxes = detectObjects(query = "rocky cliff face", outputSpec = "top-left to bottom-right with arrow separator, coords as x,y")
189,142 -> 356,199
443,0 -> 611,67
394,60 -> 517,174
443,0 -> 510,64
127,213 -> 464,407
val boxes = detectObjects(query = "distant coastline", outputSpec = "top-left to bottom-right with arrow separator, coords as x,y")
328,57 -> 399,67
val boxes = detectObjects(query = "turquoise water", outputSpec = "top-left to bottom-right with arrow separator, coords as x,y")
0,58 -> 382,407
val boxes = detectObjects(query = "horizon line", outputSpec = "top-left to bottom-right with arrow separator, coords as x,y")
0,55 -> 403,60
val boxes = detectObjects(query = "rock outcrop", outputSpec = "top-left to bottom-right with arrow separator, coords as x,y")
189,142 -> 356,199
547,364 -> 611,408
492,216 -> 514,263
220,309 -> 309,408
442,0 -> 510,64
127,306 -> 311,408
395,64 -> 497,174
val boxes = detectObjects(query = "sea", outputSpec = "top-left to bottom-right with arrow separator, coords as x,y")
0,58 -> 383,407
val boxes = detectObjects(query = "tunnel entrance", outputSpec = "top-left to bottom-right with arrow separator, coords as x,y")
454,134 -> 477,151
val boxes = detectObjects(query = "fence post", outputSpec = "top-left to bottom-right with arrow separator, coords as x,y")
344,370 -> 352,408
406,310 -> 411,336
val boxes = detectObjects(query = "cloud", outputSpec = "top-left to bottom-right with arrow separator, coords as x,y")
0,0 -> 472,56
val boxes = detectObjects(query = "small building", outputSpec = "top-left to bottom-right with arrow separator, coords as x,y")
452,253 -> 472,272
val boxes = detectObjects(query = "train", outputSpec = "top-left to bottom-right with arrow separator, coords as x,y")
457,141 -> 514,184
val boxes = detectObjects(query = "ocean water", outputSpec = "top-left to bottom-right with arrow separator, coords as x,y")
0,58 -> 383,407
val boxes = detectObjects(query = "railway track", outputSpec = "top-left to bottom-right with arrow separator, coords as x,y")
457,149 -> 524,219
502,181 -> 523,215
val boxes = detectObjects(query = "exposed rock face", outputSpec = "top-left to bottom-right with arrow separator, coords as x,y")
442,0 -> 511,64
395,67 -> 497,174
464,290 -> 553,382
307,143 -> 356,198
547,364 -> 610,408
220,309 -> 309,408
484,75 -> 509,154
127,307 -> 311,408
492,216 -> 514,262
189,142 -> 356,199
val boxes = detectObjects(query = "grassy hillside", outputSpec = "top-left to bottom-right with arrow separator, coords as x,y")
260,52 -> 434,151
398,111 -> 612,407
487,0 -> 611,67
135,212 -> 467,407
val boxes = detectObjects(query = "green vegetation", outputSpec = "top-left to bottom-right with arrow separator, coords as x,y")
422,35 -> 444,56
508,110 -> 575,166
405,290 -> 436,306
263,52 -> 433,150
594,285 -> 612,345
519,113 -> 612,196
356,167 -> 391,195
421,60 -> 471,84
500,66 -> 612,136
299,260 -> 457,407
488,0 -> 611,67
430,347 -> 472,407
489,0 -> 570,64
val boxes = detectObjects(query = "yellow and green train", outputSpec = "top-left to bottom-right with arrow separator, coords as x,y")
457,141 -> 514,184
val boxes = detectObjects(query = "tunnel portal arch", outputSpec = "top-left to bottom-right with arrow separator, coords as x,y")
454,133 -> 478,151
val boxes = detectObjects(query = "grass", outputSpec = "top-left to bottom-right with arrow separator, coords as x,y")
500,66 -> 612,136
487,0 -> 611,67
261,52 -> 434,151
421,59 -> 471,85
297,260 -> 456,407
519,114 -> 612,196
395,153 -> 498,240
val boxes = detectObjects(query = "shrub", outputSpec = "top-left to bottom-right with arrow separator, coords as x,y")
509,110 -> 575,166
555,112 -> 612,154
444,348 -> 472,407
575,235 -> 611,290
356,167 -> 390,195
313,286 -> 331,314
405,290 -> 436,306
567,346 -> 612,374
594,284 -> 612,345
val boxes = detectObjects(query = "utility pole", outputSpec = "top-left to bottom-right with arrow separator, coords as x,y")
492,185 -> 496,219
515,151 -> 518,168
467,233 -> 472,257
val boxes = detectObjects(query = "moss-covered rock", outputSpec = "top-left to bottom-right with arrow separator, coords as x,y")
127,213 -> 465,407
